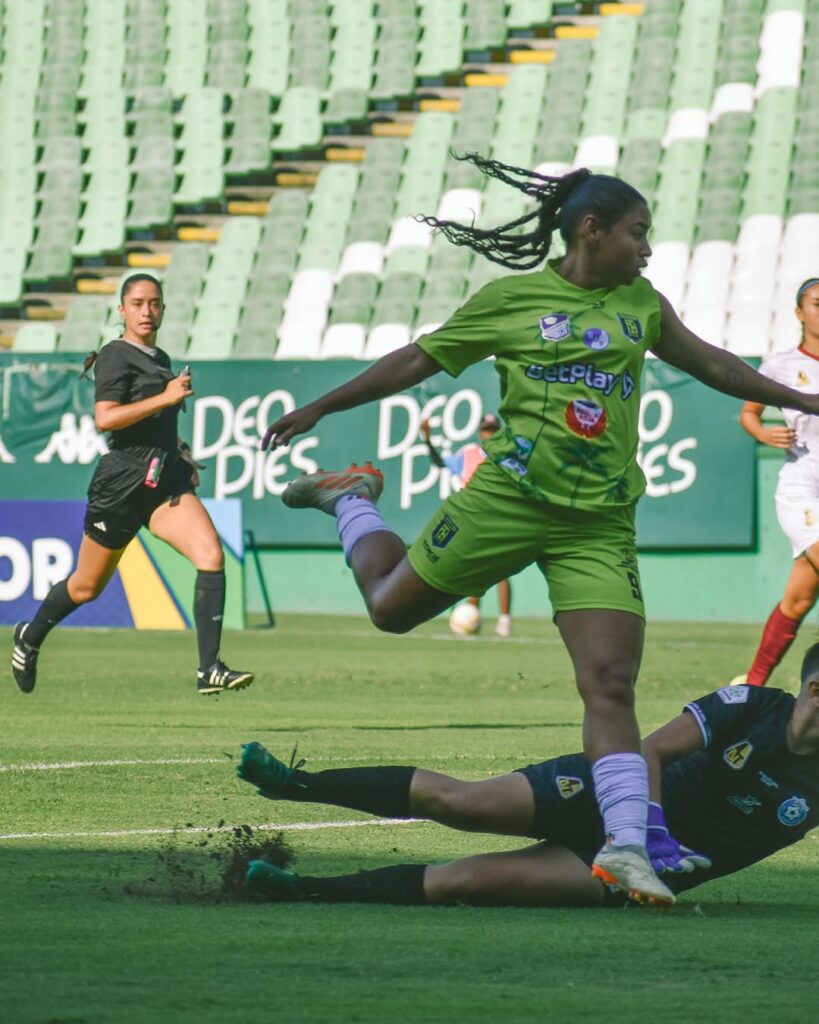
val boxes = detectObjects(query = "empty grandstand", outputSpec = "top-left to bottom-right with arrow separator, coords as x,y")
0,0 -> 817,359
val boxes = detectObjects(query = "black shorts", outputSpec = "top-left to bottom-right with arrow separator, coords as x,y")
519,756 -> 704,904
517,754 -> 605,865
83,456 -> 195,550
519,755 -> 638,908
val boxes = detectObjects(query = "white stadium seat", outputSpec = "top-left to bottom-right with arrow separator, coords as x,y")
644,242 -> 690,311
435,188 -> 482,225
320,323 -> 367,359
663,108 -> 709,146
681,241 -> 734,344
364,323 -> 411,359
756,11 -> 804,93
573,135 -> 618,171
337,242 -> 384,279
386,215 -> 433,252
710,83 -> 754,121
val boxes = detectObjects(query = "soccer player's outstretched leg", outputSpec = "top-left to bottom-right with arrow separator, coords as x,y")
262,160 -> 819,904
239,648 -> 819,908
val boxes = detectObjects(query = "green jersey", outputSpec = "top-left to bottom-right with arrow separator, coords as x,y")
416,260 -> 662,510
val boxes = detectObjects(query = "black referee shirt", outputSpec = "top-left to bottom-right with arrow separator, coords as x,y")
93,338 -> 179,459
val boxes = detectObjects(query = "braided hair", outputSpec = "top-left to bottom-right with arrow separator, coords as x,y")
420,154 -> 647,271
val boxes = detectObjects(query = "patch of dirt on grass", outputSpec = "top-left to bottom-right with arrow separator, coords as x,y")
123,823 -> 294,902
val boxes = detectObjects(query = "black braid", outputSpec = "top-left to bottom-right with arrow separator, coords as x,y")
418,154 -> 592,271
80,350 -> 98,380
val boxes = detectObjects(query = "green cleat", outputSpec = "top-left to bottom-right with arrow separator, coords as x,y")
237,742 -> 306,799
246,859 -> 302,901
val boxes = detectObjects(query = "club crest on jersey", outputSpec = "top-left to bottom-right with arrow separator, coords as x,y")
797,370 -> 810,387
539,313 -> 571,341
723,739 -> 753,770
777,796 -> 809,826
617,313 -> 644,343
717,684 -> 750,705
431,514 -> 458,549
805,509 -> 815,527
583,327 -> 610,351
565,399 -> 607,438
555,775 -> 584,799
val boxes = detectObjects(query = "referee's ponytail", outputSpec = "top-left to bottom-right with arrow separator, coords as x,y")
419,154 -> 646,271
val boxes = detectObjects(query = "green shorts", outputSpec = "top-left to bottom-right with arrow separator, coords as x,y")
407,461 -> 644,619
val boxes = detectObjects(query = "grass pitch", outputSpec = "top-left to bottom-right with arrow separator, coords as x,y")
2,616 -> 816,1024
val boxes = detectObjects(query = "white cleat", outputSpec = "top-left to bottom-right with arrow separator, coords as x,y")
282,463 -> 384,515
591,842 -> 675,907
495,615 -> 511,638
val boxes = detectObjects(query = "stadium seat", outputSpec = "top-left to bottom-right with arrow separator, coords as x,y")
681,240 -> 734,343
12,321 -> 57,352
644,241 -> 690,310
320,323 -> 367,359
58,296 -> 110,352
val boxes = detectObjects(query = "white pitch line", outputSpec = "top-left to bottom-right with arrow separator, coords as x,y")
0,818 -> 426,842
0,756 -> 226,773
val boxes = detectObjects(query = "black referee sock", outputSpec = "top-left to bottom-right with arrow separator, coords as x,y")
194,569 -> 225,671
285,765 -> 416,818
298,864 -> 428,905
25,579 -> 80,648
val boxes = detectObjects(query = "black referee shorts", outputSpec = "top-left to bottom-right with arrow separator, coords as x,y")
83,457 -> 195,550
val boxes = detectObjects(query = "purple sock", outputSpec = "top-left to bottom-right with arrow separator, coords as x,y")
335,494 -> 395,565
591,752 -> 648,848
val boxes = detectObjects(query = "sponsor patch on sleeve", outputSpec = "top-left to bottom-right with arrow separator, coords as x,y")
717,684 -> 751,705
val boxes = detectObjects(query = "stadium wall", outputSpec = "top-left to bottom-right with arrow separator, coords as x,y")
246,451 -> 791,625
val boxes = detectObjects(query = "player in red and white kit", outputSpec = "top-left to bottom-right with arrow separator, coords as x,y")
420,412 -> 512,636
736,277 -> 819,685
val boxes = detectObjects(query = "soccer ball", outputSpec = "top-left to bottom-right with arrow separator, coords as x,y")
449,602 -> 482,636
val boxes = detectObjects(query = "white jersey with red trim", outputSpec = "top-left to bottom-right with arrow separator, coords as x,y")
759,346 -> 819,497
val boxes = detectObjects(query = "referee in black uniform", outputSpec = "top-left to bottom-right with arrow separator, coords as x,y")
11,274 -> 254,696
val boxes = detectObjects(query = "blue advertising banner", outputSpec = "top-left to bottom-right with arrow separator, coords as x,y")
0,498 -> 245,628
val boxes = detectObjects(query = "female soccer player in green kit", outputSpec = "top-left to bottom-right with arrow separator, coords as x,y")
260,157 -> 819,907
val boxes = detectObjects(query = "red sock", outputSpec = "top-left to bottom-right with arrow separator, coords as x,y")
746,605 -> 801,686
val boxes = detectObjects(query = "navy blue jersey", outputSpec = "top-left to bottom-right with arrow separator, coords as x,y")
519,685 -> 818,896
661,685 -> 819,891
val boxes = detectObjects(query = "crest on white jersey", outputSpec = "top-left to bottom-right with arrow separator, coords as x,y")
717,684 -> 750,705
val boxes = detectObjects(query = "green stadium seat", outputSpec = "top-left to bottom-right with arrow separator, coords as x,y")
324,88 -> 369,124
233,321 -> 277,358
506,0 -> 553,29
273,87 -> 322,151
58,297 -> 109,352
12,322 -> 58,352
25,241 -> 74,282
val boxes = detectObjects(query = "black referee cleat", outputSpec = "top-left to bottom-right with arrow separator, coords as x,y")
197,660 -> 254,695
11,622 -> 39,694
